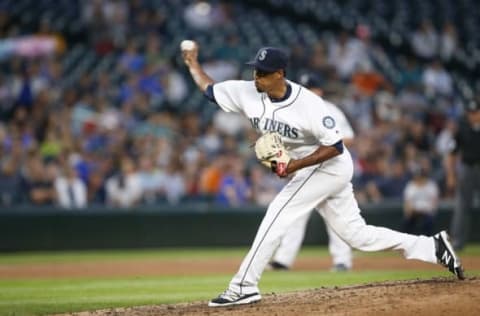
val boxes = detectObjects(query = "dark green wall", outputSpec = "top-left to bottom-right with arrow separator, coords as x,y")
0,204 -> 478,251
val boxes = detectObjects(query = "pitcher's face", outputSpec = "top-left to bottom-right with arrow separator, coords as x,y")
253,69 -> 280,93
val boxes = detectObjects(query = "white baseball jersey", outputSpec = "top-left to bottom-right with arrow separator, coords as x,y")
213,80 -> 352,172
208,78 -> 438,298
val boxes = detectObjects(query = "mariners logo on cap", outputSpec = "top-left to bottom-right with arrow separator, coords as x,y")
323,116 -> 336,129
258,49 -> 267,60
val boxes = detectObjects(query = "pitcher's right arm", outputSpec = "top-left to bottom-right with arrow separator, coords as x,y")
181,41 -> 214,92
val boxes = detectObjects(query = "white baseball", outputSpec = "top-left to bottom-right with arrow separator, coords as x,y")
180,40 -> 196,51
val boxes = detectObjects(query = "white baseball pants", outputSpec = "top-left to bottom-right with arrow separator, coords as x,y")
228,163 -> 437,295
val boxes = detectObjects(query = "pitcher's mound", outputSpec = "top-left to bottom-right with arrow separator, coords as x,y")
67,277 -> 479,316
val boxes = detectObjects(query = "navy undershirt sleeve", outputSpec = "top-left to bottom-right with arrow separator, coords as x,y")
204,84 -> 217,103
332,140 -> 344,154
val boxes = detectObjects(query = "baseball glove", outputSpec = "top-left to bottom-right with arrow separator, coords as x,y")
254,131 -> 291,177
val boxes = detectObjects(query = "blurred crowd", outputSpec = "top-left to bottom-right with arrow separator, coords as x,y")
0,0 -> 473,210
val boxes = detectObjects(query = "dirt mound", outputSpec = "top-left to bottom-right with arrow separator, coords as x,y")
65,277 -> 479,316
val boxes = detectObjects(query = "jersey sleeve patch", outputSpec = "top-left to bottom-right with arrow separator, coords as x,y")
322,116 -> 336,129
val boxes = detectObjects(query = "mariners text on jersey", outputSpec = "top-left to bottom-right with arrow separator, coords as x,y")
249,117 -> 299,138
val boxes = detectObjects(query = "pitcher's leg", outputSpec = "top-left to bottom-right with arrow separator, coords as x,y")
271,211 -> 311,268
319,183 -> 437,264
326,224 -> 353,269
228,199 -> 315,295
228,167 -> 349,295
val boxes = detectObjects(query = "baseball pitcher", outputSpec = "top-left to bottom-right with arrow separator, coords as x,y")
181,42 -> 465,307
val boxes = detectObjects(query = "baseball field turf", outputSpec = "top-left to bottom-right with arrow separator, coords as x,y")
1,246 -> 479,316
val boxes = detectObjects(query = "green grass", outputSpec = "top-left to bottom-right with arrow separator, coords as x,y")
0,245 -> 479,316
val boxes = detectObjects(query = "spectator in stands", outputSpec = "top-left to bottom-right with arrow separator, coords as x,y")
215,34 -> 245,63
183,152 -> 205,199
197,123 -> 222,157
398,57 -> 423,90
180,112 -> 202,139
203,57 -> 240,83
328,31 -> 372,81
397,85 -> 429,114
138,65 -> 165,107
423,60 -> 453,97
439,22 -> 458,62
341,87 -> 374,132
24,155 -> 56,206
402,118 -> 434,154
435,119 -> 457,158
159,158 -> 186,204
54,165 -> 87,209
164,66 -> 189,106
40,128 -> 62,161
16,62 -> 50,108
403,165 -> 439,235
152,137 -> 173,169
376,159 -> 410,200
374,90 -> 401,123
95,73 -> 118,103
106,157 -> 142,208
215,156 -> 251,207
137,155 -> 163,204
130,8 -> 158,37
82,0 -> 118,54
308,42 -> 334,79
199,154 -> 227,199
87,169 -> 107,205
118,40 -> 145,74
0,136 -> 22,206
109,1 -> 129,48
352,63 -> 390,97
183,0 -> 229,31
411,20 -> 438,61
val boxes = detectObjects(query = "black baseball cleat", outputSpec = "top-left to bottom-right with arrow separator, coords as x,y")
208,289 -> 262,307
434,231 -> 465,280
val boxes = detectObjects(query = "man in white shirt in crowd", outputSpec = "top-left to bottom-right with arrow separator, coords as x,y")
106,158 -> 142,208
403,165 -> 439,235
55,165 -> 87,209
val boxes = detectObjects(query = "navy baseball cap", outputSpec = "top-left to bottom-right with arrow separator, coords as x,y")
246,47 -> 288,72
299,73 -> 323,88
